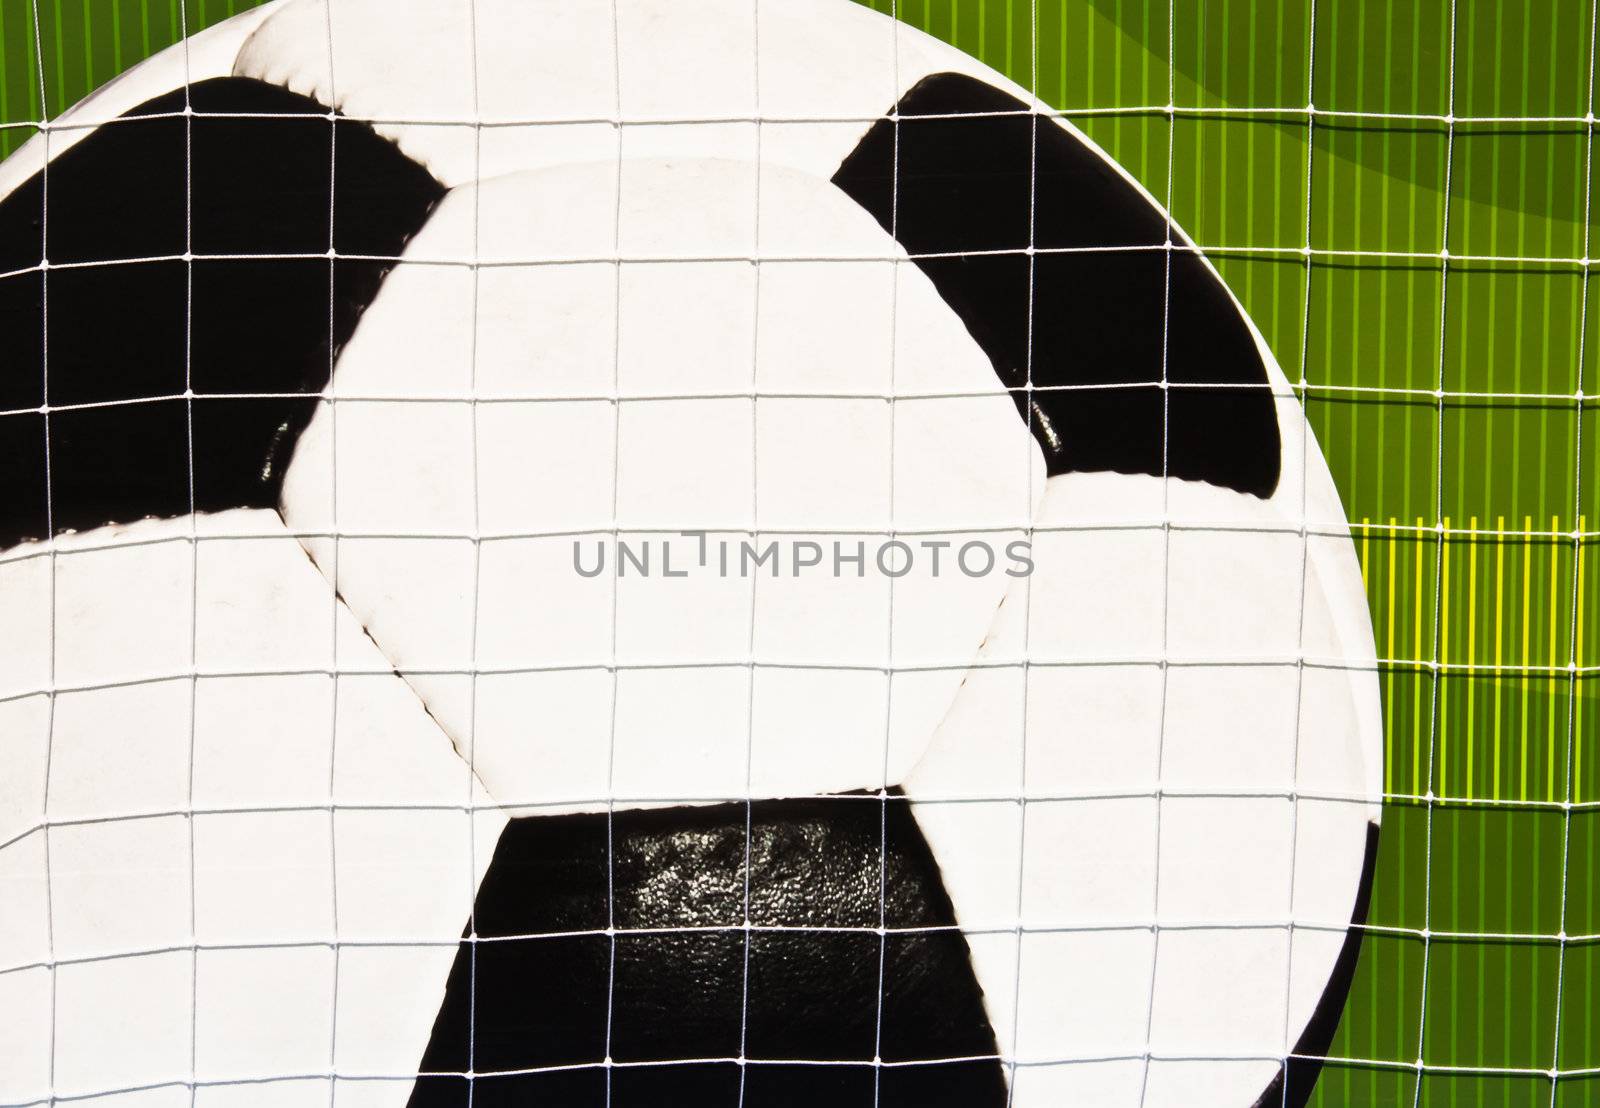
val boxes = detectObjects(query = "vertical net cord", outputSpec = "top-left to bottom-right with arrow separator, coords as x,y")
736,2 -> 763,1105
870,7 -> 902,1105
29,0 -> 55,1100
463,0 -> 486,1101
1134,0 -> 1180,1099
603,2 -> 625,1104
1544,1 -> 1598,1102
318,0 -> 341,1099
1002,0 -> 1043,1098
178,0 -> 198,1100
1409,0 -> 1460,1101
1277,0 -> 1321,1101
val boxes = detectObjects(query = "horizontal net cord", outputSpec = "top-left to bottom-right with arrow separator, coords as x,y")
4,915 -> 1595,980
5,1051 -> 1597,1108
3,780 -> 1586,863
3,103 -> 1598,132
3,522 -> 1592,568
8,242 -> 1600,281
2,378 -> 1590,421
1,656 -> 1592,713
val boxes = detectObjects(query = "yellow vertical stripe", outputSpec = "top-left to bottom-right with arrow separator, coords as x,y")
1441,517 -> 1451,795
1550,515 -> 1560,803
1466,516 -> 1478,798
1520,515 -> 1532,801
1415,517 -> 1426,793
1493,516 -> 1504,799
1577,518 -> 1587,802
1387,518 -> 1398,794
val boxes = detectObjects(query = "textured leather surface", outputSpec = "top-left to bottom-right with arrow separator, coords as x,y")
408,794 -> 1007,1107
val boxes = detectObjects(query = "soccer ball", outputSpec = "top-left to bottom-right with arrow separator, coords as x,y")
0,1 -> 1382,1106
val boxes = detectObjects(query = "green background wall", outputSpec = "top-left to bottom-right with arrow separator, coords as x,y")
2,0 -> 1595,1104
